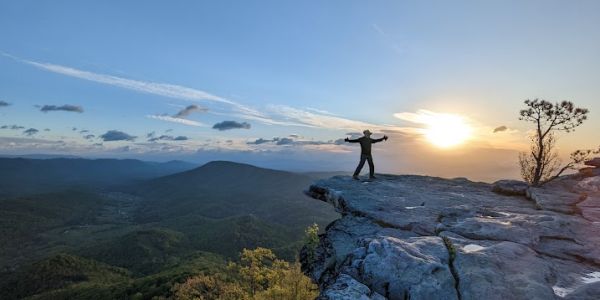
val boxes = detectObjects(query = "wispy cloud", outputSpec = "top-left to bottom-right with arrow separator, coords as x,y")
4,53 -> 282,124
0,100 -> 10,107
147,114 -> 206,127
3,53 -> 419,134
371,23 -> 403,54
174,104 -> 208,118
266,105 -> 384,131
23,60 -> 229,104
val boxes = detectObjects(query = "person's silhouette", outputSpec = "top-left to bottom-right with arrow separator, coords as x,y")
345,130 -> 388,180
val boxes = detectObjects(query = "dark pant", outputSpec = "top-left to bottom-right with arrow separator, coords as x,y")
353,154 -> 374,177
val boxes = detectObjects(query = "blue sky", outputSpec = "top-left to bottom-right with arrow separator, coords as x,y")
1,1 -> 599,180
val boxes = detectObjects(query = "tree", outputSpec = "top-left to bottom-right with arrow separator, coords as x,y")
303,223 -> 319,265
235,247 -> 277,296
172,247 -> 318,299
518,99 -> 589,186
172,274 -> 245,300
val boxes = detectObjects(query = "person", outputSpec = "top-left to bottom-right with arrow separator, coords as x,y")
344,130 -> 388,180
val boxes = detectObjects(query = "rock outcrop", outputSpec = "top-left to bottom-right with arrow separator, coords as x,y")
577,157 -> 600,178
301,174 -> 600,300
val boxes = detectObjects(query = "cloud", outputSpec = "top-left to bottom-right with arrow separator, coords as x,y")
147,114 -> 206,127
0,100 -> 10,107
79,129 -> 89,133
40,104 -> 84,113
83,134 -> 95,140
5,54 -> 426,132
18,58 -> 231,104
345,132 -> 363,139
212,121 -> 251,131
265,105 -> 383,131
44,128 -> 51,131
248,136 -> 345,147
304,107 -> 338,116
247,138 -> 273,145
23,128 -> 39,136
174,104 -> 208,118
148,135 -> 189,142
274,137 -> 294,145
392,110 -> 467,136
99,130 -> 136,142
493,125 -> 508,133
1,125 -> 25,130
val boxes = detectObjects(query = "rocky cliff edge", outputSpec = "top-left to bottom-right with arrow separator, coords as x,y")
300,169 -> 600,300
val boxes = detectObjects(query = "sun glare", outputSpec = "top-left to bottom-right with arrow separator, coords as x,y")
424,113 -> 472,148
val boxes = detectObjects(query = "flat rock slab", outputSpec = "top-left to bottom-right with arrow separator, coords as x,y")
302,175 -> 600,300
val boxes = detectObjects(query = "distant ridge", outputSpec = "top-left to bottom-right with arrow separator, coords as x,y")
0,157 -> 197,197
0,154 -> 82,159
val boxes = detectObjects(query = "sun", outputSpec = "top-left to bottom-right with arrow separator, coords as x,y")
423,113 -> 472,148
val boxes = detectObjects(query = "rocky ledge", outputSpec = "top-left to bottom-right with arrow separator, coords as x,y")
300,174 -> 600,300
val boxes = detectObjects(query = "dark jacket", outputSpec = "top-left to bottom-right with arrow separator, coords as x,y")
347,136 -> 385,155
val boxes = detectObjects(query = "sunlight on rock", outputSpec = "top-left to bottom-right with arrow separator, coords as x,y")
552,286 -> 574,298
463,244 -> 485,253
582,271 -> 600,284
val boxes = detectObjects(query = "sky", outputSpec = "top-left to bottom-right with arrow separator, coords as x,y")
1,1 -> 599,181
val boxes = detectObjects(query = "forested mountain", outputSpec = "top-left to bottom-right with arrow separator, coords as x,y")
0,158 -> 337,299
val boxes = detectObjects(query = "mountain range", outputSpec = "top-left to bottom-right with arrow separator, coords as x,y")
0,157 -> 337,299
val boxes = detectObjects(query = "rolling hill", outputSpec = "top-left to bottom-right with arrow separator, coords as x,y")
129,161 -> 338,258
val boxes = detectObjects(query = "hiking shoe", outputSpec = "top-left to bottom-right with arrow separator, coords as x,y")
352,175 -> 360,180
369,176 -> 377,180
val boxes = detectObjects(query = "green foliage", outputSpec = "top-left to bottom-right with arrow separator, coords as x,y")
0,253 -> 130,299
172,247 -> 318,300
80,228 -> 192,275
303,223 -> 319,266
171,274 -> 245,300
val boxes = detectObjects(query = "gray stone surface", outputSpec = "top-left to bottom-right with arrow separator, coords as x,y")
302,174 -> 600,300
320,274 -> 386,300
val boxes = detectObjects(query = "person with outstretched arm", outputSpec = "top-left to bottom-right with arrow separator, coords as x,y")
344,129 -> 388,180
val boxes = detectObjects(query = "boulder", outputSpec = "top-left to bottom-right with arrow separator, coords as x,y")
320,274 -> 386,300
491,179 -> 529,196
